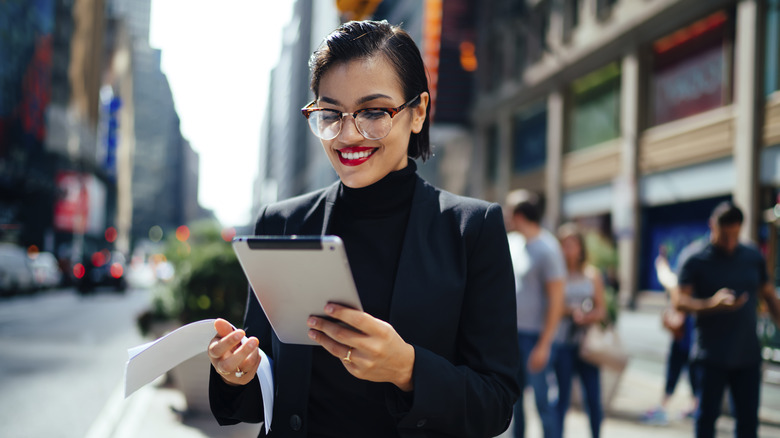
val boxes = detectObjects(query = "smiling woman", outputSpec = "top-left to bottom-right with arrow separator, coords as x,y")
206,20 -> 520,438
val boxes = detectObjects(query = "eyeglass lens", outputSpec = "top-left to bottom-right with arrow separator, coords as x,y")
308,110 -> 393,141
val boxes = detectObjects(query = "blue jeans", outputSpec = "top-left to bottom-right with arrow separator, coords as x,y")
696,362 -> 761,438
555,343 -> 602,438
513,331 -> 560,438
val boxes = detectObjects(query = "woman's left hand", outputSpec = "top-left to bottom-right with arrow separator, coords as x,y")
572,308 -> 586,325
307,303 -> 415,392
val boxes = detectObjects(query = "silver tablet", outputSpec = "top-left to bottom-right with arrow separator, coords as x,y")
232,235 -> 362,345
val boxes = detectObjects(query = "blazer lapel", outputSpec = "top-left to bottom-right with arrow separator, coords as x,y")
320,182 -> 339,235
388,177 -> 438,342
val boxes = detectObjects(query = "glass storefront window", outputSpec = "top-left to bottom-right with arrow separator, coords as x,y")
513,105 -> 547,172
650,11 -> 731,126
485,126 -> 500,183
767,0 -> 780,96
568,62 -> 621,152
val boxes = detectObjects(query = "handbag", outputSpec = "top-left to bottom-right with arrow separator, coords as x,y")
579,323 -> 628,370
661,307 -> 685,340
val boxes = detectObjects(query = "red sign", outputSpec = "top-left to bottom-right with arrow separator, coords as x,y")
653,44 -> 724,126
53,171 -> 89,233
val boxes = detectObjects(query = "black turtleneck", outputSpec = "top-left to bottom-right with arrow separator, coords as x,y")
307,159 -> 417,438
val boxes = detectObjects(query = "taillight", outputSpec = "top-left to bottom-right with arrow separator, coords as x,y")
110,263 -> 123,279
73,263 -> 86,279
91,251 -> 106,267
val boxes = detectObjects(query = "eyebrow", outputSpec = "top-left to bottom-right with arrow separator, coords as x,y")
319,93 -> 394,107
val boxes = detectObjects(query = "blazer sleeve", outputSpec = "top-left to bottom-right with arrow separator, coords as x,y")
209,206 -> 275,427
394,203 -> 521,437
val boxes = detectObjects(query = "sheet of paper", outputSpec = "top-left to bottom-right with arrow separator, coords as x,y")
124,319 -> 274,434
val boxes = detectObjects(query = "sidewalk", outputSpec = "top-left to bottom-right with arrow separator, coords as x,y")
100,293 -> 780,437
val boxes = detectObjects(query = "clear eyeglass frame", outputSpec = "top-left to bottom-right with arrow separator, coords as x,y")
301,94 -> 420,141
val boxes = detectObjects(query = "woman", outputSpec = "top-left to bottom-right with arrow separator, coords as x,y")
206,20 -> 520,438
554,223 -> 606,438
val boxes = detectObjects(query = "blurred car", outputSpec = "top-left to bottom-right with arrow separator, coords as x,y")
29,251 -> 63,289
73,249 -> 128,294
0,243 -> 36,296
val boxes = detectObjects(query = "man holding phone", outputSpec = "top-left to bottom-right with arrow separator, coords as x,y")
676,202 -> 780,438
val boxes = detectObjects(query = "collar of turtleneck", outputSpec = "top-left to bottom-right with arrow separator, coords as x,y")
337,158 -> 417,219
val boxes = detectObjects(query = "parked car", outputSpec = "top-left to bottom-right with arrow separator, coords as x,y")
0,243 -> 36,296
73,249 -> 128,294
30,251 -> 63,289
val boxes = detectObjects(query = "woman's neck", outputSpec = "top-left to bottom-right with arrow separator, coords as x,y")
337,158 -> 417,218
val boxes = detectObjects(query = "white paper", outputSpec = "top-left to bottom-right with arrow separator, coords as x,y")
124,319 -> 274,434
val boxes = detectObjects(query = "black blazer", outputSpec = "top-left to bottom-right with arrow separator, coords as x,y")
209,175 -> 520,438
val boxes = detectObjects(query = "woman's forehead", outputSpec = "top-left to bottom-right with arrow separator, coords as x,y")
317,57 -> 404,103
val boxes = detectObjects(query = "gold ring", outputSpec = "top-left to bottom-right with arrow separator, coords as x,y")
343,347 -> 353,363
235,367 -> 244,378
216,366 -> 231,376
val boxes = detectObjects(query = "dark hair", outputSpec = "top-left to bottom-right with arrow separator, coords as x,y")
557,222 -> 588,271
506,189 -> 545,224
710,201 -> 744,226
308,20 -> 431,161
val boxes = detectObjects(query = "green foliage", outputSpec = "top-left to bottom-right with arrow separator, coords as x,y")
584,230 -> 620,325
174,244 -> 247,325
138,220 -> 247,335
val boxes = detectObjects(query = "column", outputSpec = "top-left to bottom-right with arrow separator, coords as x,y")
545,89 -> 564,230
496,115 -> 512,205
733,0 -> 766,242
618,49 -> 641,308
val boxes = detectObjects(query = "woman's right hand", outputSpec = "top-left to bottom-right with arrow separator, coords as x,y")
208,318 -> 261,386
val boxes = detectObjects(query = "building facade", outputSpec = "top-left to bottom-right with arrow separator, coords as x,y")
472,0 -> 780,304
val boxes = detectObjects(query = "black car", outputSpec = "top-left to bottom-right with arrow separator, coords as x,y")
73,249 -> 127,293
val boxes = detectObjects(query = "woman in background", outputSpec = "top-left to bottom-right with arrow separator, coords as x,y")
554,223 -> 606,438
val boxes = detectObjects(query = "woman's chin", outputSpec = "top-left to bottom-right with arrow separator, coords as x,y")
338,173 -> 378,189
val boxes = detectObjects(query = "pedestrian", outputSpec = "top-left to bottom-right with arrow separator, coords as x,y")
677,201 -> 780,438
641,240 -> 705,425
206,20 -> 520,438
506,189 -> 566,438
553,223 -> 606,438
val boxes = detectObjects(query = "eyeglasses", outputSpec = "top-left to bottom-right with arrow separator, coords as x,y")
301,95 -> 420,141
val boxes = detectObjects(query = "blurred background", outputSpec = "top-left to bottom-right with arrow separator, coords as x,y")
2,0 -> 780,437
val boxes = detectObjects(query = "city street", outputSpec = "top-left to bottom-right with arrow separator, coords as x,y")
0,286 -> 150,438
2,286 -> 780,438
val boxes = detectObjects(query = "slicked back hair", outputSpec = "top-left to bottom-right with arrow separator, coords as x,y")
309,20 -> 431,161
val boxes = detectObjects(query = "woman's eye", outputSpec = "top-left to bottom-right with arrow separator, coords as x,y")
361,110 -> 387,120
320,112 -> 340,123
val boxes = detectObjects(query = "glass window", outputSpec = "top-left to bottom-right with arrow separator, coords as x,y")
650,11 -> 731,126
568,63 -> 622,151
513,106 -> 547,172
485,126 -> 500,183
767,0 -> 780,96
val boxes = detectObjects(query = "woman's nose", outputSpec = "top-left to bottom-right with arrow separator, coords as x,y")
338,114 -> 364,141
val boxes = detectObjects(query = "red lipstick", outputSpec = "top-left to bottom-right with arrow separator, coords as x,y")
336,146 -> 377,166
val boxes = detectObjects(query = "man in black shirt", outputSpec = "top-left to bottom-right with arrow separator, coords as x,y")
677,202 -> 780,438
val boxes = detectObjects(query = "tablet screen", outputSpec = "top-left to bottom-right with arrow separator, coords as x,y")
232,235 -> 362,345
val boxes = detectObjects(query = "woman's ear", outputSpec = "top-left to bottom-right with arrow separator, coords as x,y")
411,92 -> 429,134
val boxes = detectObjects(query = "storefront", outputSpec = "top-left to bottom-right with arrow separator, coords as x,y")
567,62 -> 621,152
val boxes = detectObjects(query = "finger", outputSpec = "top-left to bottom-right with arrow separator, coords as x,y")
209,329 -> 246,360
307,328 -> 352,361
308,314 -> 365,346
323,303 -> 372,335
214,318 -> 237,337
220,336 -> 260,373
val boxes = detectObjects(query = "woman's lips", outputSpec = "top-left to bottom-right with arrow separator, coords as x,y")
336,147 -> 377,166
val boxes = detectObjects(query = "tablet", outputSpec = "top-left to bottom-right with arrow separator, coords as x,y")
231,235 -> 362,345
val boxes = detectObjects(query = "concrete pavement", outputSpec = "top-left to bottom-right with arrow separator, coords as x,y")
96,292 -> 780,437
